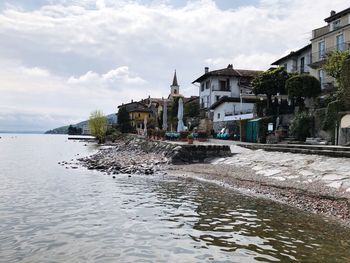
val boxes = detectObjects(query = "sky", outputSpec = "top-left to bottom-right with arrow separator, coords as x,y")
0,0 -> 349,132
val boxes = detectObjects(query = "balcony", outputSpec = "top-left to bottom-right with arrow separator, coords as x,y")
309,42 -> 350,68
312,25 -> 330,39
212,84 -> 231,92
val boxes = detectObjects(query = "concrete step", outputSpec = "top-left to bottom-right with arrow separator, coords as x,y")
237,143 -> 350,158
247,143 -> 350,152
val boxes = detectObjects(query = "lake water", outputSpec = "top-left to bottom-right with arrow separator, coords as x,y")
0,134 -> 350,262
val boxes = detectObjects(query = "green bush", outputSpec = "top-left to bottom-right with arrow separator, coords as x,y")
159,130 -> 166,138
322,100 -> 343,131
197,131 -> 208,138
179,131 -> 190,139
286,74 -> 321,98
289,112 -> 313,141
147,128 -> 154,138
105,129 -> 122,142
258,116 -> 274,143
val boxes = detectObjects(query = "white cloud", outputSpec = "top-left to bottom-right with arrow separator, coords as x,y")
68,66 -> 145,85
0,0 -> 349,130
18,66 -> 51,77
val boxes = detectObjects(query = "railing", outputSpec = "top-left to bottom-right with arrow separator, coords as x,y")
225,110 -> 253,116
312,25 -> 329,39
212,85 -> 231,92
310,42 -> 350,65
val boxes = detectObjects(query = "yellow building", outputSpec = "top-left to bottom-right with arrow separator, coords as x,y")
118,101 -> 154,129
309,7 -> 350,91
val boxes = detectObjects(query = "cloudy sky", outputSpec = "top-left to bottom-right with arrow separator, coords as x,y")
0,0 -> 349,131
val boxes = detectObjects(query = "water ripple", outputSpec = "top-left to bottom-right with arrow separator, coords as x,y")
0,135 -> 350,262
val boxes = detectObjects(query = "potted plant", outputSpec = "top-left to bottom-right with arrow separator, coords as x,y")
159,130 -> 166,140
187,134 -> 194,144
197,131 -> 208,142
147,128 -> 154,140
180,131 -> 190,142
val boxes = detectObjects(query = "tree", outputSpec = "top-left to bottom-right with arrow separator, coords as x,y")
184,100 -> 200,118
88,110 -> 107,143
339,57 -> 350,110
252,67 -> 292,114
321,51 -> 350,134
322,50 -> 348,82
117,106 -> 131,133
68,125 -> 82,135
286,74 -> 321,110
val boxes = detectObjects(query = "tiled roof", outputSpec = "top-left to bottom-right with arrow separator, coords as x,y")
325,7 -> 350,22
271,44 -> 311,65
192,65 -> 262,83
184,96 -> 199,104
118,101 -> 152,113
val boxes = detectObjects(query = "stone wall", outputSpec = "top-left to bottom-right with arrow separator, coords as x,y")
171,144 -> 232,164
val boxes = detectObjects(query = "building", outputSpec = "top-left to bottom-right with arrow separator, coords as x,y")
209,96 -> 257,132
168,70 -> 182,101
118,100 -> 153,130
192,64 -> 262,117
117,70 -> 199,131
309,7 -> 350,91
271,44 -> 311,74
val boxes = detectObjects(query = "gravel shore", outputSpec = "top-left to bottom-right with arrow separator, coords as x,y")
167,163 -> 350,226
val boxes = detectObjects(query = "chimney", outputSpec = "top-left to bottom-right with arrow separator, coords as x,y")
205,67 -> 209,73
330,10 -> 336,16
227,64 -> 233,69
131,99 -> 133,103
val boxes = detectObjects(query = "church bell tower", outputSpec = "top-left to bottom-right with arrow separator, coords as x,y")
170,70 -> 179,96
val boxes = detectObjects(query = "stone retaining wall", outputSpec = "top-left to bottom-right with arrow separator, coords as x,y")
170,144 -> 232,164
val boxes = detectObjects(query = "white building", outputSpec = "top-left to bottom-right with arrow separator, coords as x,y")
209,96 -> 257,132
192,64 -> 262,118
271,44 -> 311,74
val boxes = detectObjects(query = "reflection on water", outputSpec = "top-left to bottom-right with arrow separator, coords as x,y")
0,134 -> 350,262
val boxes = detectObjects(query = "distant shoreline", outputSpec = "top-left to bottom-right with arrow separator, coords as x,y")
0,131 -> 45,134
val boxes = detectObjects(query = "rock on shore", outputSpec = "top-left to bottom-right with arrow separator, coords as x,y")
78,136 -> 177,175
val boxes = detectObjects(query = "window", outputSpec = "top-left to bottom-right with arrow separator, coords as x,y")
333,19 -> 341,30
174,89 -> 177,94
138,113 -> 141,117
201,83 -> 204,92
205,80 -> 210,89
149,114 -> 151,118
300,57 -> 305,73
318,41 -> 325,59
215,95 -> 220,102
219,80 -> 227,91
217,113 -> 220,119
336,34 -> 344,51
283,63 -> 288,71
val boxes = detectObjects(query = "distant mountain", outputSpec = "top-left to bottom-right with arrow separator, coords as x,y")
45,113 -> 118,134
